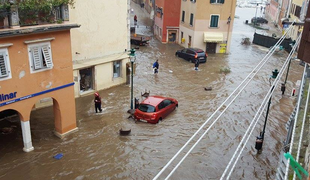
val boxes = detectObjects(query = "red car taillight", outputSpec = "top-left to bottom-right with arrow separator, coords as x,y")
205,52 -> 208,57
151,114 -> 156,119
194,53 -> 198,58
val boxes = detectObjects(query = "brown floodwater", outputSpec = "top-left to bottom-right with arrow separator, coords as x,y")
0,5 -> 304,180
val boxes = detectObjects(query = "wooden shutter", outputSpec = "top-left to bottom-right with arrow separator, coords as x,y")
220,0 -> 225,3
32,47 -> 42,70
210,0 -> 216,3
42,46 -> 53,68
0,54 -> 8,77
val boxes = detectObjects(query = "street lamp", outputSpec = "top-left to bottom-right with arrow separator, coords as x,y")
254,3 -> 259,26
255,70 -> 277,153
129,48 -> 136,110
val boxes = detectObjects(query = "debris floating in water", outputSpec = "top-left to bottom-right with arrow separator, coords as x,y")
53,153 -> 63,160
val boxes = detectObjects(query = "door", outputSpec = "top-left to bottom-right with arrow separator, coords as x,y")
206,43 -> 216,54
168,30 -> 177,43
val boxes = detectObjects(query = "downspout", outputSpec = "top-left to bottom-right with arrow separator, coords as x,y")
286,0 -> 292,18
127,0 -> 131,51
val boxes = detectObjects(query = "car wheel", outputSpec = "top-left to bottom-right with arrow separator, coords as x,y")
176,104 -> 178,108
157,117 -> 162,123
175,53 -> 178,57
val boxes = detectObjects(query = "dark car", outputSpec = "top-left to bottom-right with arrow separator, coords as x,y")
175,48 -> 207,63
251,17 -> 268,24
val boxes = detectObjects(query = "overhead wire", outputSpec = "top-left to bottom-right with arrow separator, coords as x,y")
221,33 -> 302,179
153,23 -> 295,180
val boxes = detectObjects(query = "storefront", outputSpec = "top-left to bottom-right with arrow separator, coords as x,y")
204,32 -> 224,54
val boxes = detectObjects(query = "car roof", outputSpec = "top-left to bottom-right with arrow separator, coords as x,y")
189,48 -> 204,52
141,96 -> 166,106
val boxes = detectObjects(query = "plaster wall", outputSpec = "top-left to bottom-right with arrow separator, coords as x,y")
69,0 -> 128,62
0,30 -> 77,134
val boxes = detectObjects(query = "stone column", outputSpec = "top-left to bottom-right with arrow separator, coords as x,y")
21,121 -> 34,152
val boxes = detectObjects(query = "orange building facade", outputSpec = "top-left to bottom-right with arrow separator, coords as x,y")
0,24 -> 79,152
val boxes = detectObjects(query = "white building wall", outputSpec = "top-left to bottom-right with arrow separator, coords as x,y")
69,0 -> 130,97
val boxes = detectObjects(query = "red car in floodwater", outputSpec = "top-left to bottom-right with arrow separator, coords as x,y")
134,96 -> 178,124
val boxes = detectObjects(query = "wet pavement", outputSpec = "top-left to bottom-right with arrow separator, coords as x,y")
0,4 -> 304,180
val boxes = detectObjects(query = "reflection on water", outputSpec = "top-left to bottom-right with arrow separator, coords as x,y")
0,6 -> 304,180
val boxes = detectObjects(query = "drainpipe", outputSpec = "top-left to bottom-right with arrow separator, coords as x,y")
127,0 -> 131,50
286,0 -> 292,18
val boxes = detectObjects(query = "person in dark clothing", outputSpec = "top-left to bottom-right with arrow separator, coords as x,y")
281,83 -> 286,95
94,92 -> 102,113
134,15 -> 137,23
153,59 -> 159,74
194,59 -> 200,71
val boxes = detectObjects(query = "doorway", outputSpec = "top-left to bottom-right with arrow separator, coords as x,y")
79,67 -> 94,93
168,30 -> 177,43
206,43 -> 216,53
188,35 -> 192,48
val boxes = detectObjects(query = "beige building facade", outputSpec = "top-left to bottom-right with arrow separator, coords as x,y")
179,0 -> 236,54
287,0 -> 308,40
69,0 -> 131,97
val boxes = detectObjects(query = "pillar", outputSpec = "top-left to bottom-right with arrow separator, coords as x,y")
21,120 -> 34,152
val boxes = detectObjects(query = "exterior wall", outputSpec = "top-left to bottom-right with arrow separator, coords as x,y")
268,1 -> 279,23
154,0 -> 181,43
179,0 -> 236,53
69,0 -> 130,97
0,30 -> 77,136
155,0 -> 165,41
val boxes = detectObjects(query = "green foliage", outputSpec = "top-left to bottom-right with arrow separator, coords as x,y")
0,0 -> 10,18
219,67 -> 231,74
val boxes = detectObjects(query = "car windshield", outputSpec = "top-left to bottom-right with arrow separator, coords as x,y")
138,104 -> 156,112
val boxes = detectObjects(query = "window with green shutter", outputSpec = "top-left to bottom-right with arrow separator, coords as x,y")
210,15 -> 219,27
182,11 -> 185,22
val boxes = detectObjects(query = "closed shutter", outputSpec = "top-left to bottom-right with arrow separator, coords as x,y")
32,47 -> 42,70
0,54 -> 8,77
211,15 -> 219,27
210,0 -> 216,3
220,0 -> 225,3
42,46 -> 53,68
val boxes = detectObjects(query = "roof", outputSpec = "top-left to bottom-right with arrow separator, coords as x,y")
141,96 -> 166,107
0,23 -> 80,38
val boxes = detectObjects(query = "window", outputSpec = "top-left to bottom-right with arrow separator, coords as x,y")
158,101 -> 165,110
163,99 -> 172,107
181,31 -> 183,39
210,15 -> 219,27
190,13 -> 194,26
295,5 -> 301,18
0,48 -> 11,80
182,11 -> 185,22
159,28 -> 162,37
113,60 -> 121,78
190,0 -> 196,2
28,42 -> 53,73
210,0 -> 225,4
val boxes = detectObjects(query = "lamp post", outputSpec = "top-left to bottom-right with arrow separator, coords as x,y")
129,48 -> 136,110
255,71 -> 277,153
254,3 -> 259,26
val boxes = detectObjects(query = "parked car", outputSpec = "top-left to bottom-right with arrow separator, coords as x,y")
134,96 -> 178,124
175,48 -> 207,63
251,17 -> 268,24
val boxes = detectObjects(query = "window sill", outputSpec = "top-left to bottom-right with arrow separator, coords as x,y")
0,75 -> 12,81
190,25 -> 193,27
209,27 -> 219,29
210,3 -> 224,5
30,67 -> 53,74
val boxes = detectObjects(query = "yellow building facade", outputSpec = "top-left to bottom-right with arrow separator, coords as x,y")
179,0 -> 236,53
0,24 -> 79,152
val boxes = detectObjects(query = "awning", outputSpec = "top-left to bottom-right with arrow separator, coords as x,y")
203,32 -> 224,43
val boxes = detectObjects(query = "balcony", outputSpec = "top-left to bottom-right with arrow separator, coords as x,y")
0,0 -> 73,29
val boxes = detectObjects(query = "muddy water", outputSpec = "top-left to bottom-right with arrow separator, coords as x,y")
0,6 -> 304,180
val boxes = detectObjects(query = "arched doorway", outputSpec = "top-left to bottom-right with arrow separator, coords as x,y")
0,109 -> 24,153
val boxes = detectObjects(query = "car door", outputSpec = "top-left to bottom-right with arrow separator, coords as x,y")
157,101 -> 166,119
162,99 -> 173,118
185,49 -> 193,61
180,49 -> 187,59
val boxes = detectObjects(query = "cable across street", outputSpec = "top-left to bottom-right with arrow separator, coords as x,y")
153,23 -> 296,180
221,33 -> 301,180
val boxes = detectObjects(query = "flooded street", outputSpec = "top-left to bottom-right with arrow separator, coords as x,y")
0,5 -> 304,180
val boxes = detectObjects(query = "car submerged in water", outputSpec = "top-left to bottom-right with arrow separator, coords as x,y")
175,48 -> 208,63
134,96 -> 178,124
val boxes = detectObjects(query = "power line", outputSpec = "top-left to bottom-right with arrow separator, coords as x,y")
222,33 -> 301,180
153,23 -> 295,180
